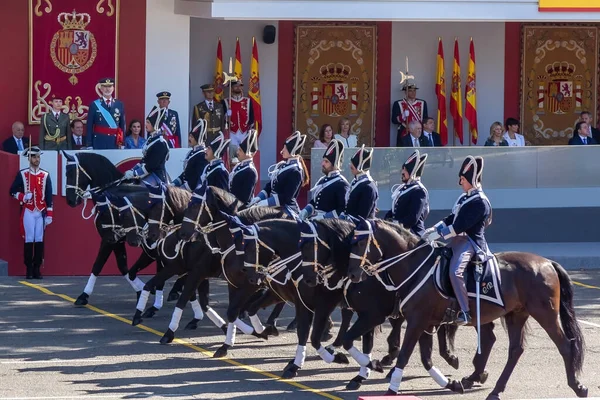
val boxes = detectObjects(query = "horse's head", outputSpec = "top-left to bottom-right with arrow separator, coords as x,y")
348,217 -> 383,283
146,184 -> 173,244
179,185 -> 208,240
93,192 -> 123,244
64,152 -> 123,208
117,188 -> 150,247
297,219 -> 330,287
64,152 -> 89,207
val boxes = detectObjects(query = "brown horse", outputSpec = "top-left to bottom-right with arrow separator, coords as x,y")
347,218 -> 587,399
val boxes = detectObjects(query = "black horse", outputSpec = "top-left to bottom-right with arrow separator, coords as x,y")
348,218 -> 587,399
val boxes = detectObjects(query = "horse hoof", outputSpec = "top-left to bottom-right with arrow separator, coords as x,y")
384,389 -> 398,396
575,384 -> 588,398
446,379 -> 465,394
132,310 -> 143,326
485,393 -> 501,400
286,319 -> 297,331
381,354 -> 394,366
281,363 -> 300,379
251,329 -> 269,340
160,329 -> 175,345
333,352 -> 349,364
447,355 -> 459,370
184,318 -> 200,330
220,324 -> 228,335
264,325 -> 279,337
479,371 -> 489,384
167,291 -> 180,302
345,376 -> 364,390
461,378 -> 474,390
213,344 -> 230,358
368,360 -> 385,373
74,293 -> 89,307
141,306 -> 159,319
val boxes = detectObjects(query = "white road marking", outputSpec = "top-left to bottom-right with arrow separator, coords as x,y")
578,319 -> 600,328
0,359 -> 105,365
0,396 -> 124,400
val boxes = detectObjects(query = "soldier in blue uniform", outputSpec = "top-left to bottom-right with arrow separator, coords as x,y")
86,78 -> 126,149
124,126 -> 170,188
299,139 -> 349,220
249,131 -> 310,215
173,119 -> 208,191
230,129 -> 259,205
423,156 -> 492,326
196,131 -> 230,193
385,150 -> 429,237
342,145 -> 378,221
147,91 -> 182,148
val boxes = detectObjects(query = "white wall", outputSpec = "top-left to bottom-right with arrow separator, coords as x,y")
189,19 -> 279,179
146,0 -> 191,138
390,22 -> 506,146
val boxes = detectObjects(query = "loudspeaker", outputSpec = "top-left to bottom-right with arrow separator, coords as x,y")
263,25 -> 276,44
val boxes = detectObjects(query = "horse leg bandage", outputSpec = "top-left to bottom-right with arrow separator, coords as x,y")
389,367 -> 404,393
428,366 -> 449,387
125,275 -> 144,292
206,307 -> 226,328
359,353 -> 372,379
317,346 -> 335,363
168,307 -> 183,332
83,273 -> 97,295
153,290 -> 163,309
294,345 -> 307,368
234,318 -> 254,335
348,346 -> 370,367
249,314 -> 265,334
224,323 -> 236,346
190,300 -> 204,320
136,290 -> 150,312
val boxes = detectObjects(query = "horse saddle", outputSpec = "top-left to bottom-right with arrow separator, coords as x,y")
433,247 -> 505,309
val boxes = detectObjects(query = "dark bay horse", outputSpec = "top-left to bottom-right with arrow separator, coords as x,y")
297,218 -> 463,392
348,218 -> 587,399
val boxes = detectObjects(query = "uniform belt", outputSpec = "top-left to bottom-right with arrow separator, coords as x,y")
44,135 -> 66,142
207,127 -> 221,132
94,126 -> 119,136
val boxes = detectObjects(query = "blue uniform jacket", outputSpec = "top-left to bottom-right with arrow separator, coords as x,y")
229,159 -> 258,205
132,133 -> 170,186
386,180 -> 429,237
147,106 -> 182,147
435,188 -> 493,260
173,146 -> 207,191
344,173 -> 378,220
86,98 -> 126,149
257,158 -> 304,213
304,171 -> 349,218
197,159 -> 229,194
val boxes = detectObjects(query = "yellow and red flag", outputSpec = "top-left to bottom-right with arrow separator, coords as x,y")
465,38 -> 478,144
213,38 -> 224,102
234,37 -> 243,82
249,37 -> 263,135
450,38 -> 464,145
435,38 -> 448,146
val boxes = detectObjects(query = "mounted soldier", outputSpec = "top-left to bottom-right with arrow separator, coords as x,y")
173,119 -> 208,191
229,129 -> 259,205
341,145 -> 378,221
299,139 -> 349,220
385,150 -> 429,237
124,122 -> 170,188
423,155 -> 493,326
197,131 -> 230,193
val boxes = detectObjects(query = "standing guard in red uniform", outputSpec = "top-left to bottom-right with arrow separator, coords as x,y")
9,146 -> 53,279
224,80 -> 254,161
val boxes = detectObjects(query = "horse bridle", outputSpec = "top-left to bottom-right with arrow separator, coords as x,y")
147,190 -> 175,238
119,197 -> 149,241
299,221 -> 346,290
65,158 -> 100,220
95,197 -> 126,241
349,220 -> 384,272
181,192 -> 228,253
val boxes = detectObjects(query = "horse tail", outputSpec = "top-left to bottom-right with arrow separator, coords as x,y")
551,261 -> 585,376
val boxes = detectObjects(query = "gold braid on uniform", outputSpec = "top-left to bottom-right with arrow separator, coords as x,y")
43,114 -> 61,140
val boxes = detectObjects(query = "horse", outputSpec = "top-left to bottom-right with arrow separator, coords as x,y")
297,218 -> 464,392
348,218 -> 587,399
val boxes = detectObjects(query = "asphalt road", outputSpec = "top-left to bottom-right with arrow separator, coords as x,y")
0,270 -> 599,400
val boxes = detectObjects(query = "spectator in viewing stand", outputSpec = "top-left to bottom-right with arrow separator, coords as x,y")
484,121 -> 509,147
568,121 -> 598,145
71,120 -> 86,150
421,117 -> 442,147
503,118 -> 525,147
401,121 -> 429,147
314,124 -> 334,148
579,111 -> 600,143
125,120 -> 147,150
2,121 -> 29,154
335,117 -> 358,148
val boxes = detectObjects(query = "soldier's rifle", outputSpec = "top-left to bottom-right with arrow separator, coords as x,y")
223,57 -> 238,138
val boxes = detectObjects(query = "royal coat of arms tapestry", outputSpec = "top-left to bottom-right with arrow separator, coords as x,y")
294,25 -> 377,154
521,26 -> 598,145
29,0 -> 119,124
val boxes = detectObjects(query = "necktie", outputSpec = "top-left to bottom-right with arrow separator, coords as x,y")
414,138 -> 419,147
106,100 -> 110,108
17,139 -> 23,151
583,138 -> 587,145
76,137 -> 81,146
209,101 -> 213,111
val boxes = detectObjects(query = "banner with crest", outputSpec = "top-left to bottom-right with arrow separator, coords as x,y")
294,25 -> 377,154
521,25 -> 598,145
29,0 -> 119,124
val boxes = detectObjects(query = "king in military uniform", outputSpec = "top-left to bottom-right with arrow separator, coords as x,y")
343,145 -> 378,221
86,78 -> 126,149
147,91 -> 182,148
9,147 -> 53,280
392,82 -> 428,147
193,84 -> 226,144
40,93 -> 72,150
229,129 -> 259,205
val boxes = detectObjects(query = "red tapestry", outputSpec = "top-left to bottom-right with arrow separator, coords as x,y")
29,0 -> 119,124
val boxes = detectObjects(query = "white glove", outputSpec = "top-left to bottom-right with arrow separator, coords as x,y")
403,110 -> 410,118
312,213 -> 324,221
23,193 -> 33,202
427,231 -> 441,242
422,227 -> 436,239
248,196 -> 261,206
227,110 -> 232,117
124,170 -> 135,179
299,209 -> 310,221
45,217 -> 53,226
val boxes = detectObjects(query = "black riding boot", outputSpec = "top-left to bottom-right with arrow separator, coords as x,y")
33,242 -> 44,279
24,243 -> 34,279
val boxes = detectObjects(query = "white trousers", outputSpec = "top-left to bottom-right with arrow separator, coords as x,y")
23,209 -> 44,243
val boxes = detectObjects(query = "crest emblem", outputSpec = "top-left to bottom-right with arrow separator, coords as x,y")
50,10 -> 97,85
319,63 -> 352,117
543,62 -> 576,115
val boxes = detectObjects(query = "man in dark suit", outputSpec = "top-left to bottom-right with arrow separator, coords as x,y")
421,117 -> 442,147
71,119 -> 86,149
40,93 -> 71,150
86,78 -> 126,149
568,121 -> 598,145
401,121 -> 432,147
579,111 -> 600,143
2,121 -> 29,154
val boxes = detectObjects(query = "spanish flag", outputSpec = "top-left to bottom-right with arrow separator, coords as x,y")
435,38 -> 448,146
213,38 -> 223,102
249,37 -> 263,135
465,38 -> 478,144
234,37 -> 243,82
450,38 -> 464,145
